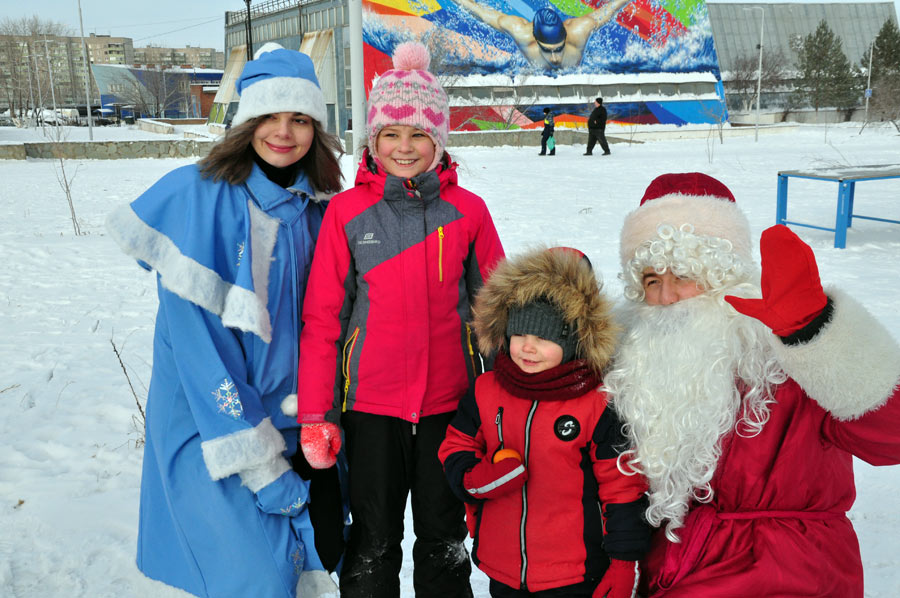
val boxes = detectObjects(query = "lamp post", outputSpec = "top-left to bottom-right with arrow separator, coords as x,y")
244,0 -> 253,61
77,0 -> 93,140
743,6 -> 764,142
864,41 -> 875,123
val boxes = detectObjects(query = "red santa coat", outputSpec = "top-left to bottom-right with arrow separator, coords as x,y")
645,289 -> 900,597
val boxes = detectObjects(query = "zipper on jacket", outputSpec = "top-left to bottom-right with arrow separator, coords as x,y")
342,327 -> 360,411
465,323 -> 476,374
520,400 -> 538,587
494,406 -> 505,449
438,226 -> 445,282
403,178 -> 421,198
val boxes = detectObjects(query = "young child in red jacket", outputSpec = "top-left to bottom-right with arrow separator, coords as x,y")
296,41 -> 505,597
439,247 -> 651,598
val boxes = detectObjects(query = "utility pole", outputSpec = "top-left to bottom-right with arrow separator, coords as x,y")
77,0 -> 94,139
743,7 -> 764,142
349,0 -> 365,160
244,0 -> 253,61
43,37 -> 60,132
32,44 -> 44,126
864,41 -> 875,123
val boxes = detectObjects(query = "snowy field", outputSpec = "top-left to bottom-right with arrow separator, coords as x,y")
0,122 -> 214,144
1,122 -> 899,597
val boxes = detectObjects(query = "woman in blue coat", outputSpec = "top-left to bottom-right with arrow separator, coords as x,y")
106,43 -> 344,597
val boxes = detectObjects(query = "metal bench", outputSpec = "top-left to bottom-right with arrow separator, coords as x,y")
776,165 -> 900,248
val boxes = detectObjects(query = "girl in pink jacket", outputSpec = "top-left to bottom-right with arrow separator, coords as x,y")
296,42 -> 504,598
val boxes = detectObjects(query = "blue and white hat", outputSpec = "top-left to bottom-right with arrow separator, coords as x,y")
231,43 -> 327,128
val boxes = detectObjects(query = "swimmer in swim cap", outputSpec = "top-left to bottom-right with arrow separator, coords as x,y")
455,0 -> 631,68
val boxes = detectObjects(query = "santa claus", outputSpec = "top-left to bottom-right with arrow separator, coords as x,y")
603,172 -> 900,597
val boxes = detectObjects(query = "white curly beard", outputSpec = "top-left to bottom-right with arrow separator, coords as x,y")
604,288 -> 785,542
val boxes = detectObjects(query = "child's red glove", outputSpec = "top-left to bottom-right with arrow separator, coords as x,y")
300,422 -> 341,469
725,225 -> 827,336
593,559 -> 640,598
463,457 -> 527,500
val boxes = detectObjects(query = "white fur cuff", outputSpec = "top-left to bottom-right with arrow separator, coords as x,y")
772,288 -> 900,420
297,570 -> 339,598
201,418 -> 288,487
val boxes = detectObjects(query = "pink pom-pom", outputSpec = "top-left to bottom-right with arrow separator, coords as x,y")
392,41 -> 430,71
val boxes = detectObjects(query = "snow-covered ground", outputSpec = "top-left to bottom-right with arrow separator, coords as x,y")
0,122 -> 216,144
1,123 -> 899,597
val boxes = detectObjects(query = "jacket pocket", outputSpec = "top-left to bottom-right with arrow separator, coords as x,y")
342,327 -> 360,411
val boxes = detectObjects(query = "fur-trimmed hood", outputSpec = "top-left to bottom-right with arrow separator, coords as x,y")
472,246 -> 619,373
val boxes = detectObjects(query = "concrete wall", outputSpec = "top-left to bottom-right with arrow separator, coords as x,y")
0,139 -> 214,160
137,119 -> 176,135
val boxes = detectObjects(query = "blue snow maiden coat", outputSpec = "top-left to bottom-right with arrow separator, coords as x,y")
106,162 -> 337,598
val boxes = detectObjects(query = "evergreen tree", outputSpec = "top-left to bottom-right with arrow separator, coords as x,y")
861,19 -> 900,127
793,20 -> 859,114
860,19 -> 900,80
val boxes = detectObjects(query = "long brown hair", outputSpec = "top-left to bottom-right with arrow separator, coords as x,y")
198,115 -> 344,193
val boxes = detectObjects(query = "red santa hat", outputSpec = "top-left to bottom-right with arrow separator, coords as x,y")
619,173 -> 754,297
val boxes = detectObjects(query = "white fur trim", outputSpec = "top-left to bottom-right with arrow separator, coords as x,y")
297,570 -> 339,597
620,194 -> 752,271
254,42 -> 285,59
772,288 -> 900,420
281,394 -> 298,417
106,204 -> 274,342
219,201 -> 277,343
232,75 -> 327,127
201,417 -> 290,492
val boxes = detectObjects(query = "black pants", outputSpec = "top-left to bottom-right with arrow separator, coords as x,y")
489,578 -> 597,598
340,411 -> 473,598
291,448 -> 346,573
540,131 -> 555,155
586,128 -> 610,154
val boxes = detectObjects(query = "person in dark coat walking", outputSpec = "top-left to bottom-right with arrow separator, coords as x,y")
585,97 -> 610,155
539,107 -> 555,155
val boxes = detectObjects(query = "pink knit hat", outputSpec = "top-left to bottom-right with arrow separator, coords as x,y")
619,173 -> 754,298
367,42 -> 449,172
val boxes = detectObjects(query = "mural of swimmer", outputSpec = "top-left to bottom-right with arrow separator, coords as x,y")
454,0 -> 632,68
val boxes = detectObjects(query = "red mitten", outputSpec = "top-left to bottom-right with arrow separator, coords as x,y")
593,559 -> 640,598
724,225 -> 827,336
300,423 -> 341,469
463,457 -> 527,500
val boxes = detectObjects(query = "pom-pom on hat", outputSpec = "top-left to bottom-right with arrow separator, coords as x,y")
619,172 -> 754,299
231,43 -> 327,128
366,42 -> 449,172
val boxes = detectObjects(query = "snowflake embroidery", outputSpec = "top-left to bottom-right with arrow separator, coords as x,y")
281,497 -> 305,516
236,241 -> 245,267
291,544 -> 306,576
213,378 -> 243,419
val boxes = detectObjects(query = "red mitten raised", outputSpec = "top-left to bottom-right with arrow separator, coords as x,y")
725,225 -> 827,336
463,456 -> 527,500
300,422 -> 341,469
593,559 -> 640,598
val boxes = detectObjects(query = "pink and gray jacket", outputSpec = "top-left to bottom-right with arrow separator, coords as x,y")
297,152 -> 505,424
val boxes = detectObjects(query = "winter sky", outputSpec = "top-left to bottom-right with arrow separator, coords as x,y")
7,0 -> 900,52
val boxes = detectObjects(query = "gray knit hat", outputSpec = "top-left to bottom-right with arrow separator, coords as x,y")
506,297 -> 578,363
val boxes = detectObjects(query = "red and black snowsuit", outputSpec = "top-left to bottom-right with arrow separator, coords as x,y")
438,248 -> 650,593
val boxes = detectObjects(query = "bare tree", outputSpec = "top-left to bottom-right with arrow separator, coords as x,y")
0,16 -> 73,121
109,67 -> 187,118
726,49 -> 790,112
